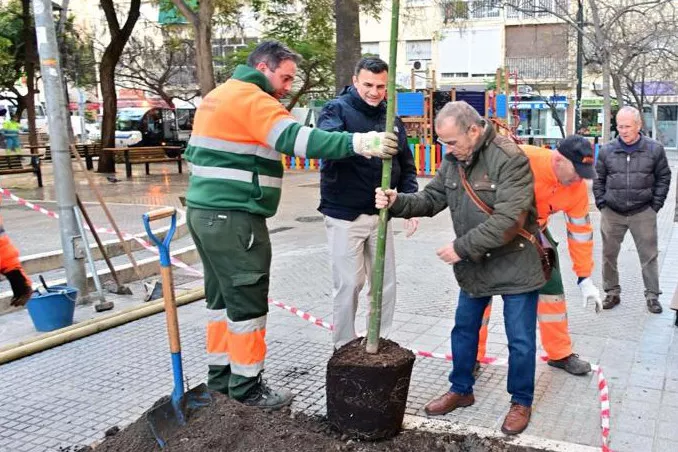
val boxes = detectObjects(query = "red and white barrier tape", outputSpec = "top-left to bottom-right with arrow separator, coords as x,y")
0,187 -> 204,277
1,188 -> 58,219
268,299 -> 334,330
592,364 -> 611,452
267,298 -> 611,451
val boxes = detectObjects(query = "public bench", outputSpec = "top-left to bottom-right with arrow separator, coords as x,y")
0,153 -> 43,187
104,146 -> 183,178
27,143 -> 99,170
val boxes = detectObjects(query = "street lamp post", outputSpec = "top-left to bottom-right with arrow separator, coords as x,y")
32,0 -> 87,298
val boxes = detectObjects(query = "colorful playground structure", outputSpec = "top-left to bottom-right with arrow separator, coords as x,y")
283,68 -> 601,175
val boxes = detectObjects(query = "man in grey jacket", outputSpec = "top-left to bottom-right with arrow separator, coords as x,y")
593,106 -> 671,314
376,101 -> 545,436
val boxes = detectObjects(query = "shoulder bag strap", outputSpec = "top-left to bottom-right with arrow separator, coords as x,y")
456,165 -> 545,254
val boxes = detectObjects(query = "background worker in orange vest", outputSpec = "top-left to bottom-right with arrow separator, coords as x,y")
0,211 -> 32,307
477,135 -> 602,376
184,41 -> 398,411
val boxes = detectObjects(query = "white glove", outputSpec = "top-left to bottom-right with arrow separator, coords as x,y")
578,277 -> 602,313
352,131 -> 398,159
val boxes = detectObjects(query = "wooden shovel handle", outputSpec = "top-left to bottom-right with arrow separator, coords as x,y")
146,207 -> 176,222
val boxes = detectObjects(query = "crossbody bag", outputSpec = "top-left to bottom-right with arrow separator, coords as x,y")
457,165 -> 554,281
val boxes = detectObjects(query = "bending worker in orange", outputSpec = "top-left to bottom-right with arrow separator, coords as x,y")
0,212 -> 32,307
477,136 -> 602,376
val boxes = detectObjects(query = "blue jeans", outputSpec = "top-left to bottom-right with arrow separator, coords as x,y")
449,289 -> 539,407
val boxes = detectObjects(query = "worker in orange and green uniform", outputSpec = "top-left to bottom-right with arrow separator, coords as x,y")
477,136 -> 602,376
0,208 -> 33,307
184,41 -> 398,411
2,114 -> 21,153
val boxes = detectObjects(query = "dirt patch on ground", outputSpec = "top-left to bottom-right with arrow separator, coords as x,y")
87,392 -> 552,452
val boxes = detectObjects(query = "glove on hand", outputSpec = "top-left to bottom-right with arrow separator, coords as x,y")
578,277 -> 602,313
352,131 -> 398,159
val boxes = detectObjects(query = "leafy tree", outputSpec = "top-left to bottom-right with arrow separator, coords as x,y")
0,0 -> 40,146
250,0 -> 336,108
117,28 -> 198,107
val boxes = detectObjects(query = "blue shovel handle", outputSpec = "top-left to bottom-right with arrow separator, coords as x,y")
142,207 -> 177,268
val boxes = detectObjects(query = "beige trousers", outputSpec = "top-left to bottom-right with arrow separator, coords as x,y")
324,214 -> 396,348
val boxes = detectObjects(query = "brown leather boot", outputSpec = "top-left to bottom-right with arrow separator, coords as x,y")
501,403 -> 531,435
424,391 -> 474,416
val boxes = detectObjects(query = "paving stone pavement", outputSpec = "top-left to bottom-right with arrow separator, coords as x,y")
1,162 -> 678,451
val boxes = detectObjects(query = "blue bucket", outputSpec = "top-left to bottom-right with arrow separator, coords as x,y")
26,285 -> 77,332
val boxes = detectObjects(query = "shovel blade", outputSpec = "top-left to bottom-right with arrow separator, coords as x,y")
146,384 -> 211,448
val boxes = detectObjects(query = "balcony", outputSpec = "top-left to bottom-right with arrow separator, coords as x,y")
505,57 -> 570,81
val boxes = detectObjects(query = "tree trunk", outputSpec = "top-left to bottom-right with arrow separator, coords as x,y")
285,79 -> 313,111
21,0 -> 37,147
195,20 -> 216,95
601,60 -> 612,142
158,90 -> 175,109
549,105 -> 566,138
171,0 -> 216,96
334,0 -> 361,94
98,55 -> 117,172
611,73 -> 625,109
97,0 -> 141,173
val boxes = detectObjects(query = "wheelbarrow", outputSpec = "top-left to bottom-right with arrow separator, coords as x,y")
142,207 -> 211,448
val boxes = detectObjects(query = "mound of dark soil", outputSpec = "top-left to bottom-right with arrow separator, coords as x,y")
90,391 -> 550,452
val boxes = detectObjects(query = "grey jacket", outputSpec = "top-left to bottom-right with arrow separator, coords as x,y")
390,125 -> 545,297
593,135 -> 671,215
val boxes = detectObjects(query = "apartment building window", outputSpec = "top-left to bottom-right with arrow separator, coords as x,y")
441,72 -> 470,78
438,27 -> 501,76
507,0 -> 568,19
442,1 -> 469,21
212,37 -> 258,67
470,0 -> 500,19
406,40 -> 432,61
361,42 -> 380,57
442,0 -> 500,21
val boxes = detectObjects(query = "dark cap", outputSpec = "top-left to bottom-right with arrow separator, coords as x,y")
557,135 -> 595,179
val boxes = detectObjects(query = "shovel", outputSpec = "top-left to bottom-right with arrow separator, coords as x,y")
142,207 -> 211,448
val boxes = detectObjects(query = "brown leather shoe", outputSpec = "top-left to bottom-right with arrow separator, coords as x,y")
602,294 -> 620,310
501,403 -> 531,435
424,391 -> 474,416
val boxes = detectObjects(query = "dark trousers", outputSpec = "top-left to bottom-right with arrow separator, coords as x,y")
187,207 -> 271,400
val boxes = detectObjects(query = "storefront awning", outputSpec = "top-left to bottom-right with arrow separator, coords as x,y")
512,100 -> 568,110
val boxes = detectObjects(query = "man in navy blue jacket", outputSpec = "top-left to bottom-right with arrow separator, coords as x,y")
317,57 -> 419,349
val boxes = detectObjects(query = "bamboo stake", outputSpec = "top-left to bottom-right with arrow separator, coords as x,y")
366,0 -> 400,354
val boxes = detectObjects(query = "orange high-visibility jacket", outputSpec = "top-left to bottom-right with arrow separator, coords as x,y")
0,215 -> 23,275
521,145 -> 594,278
